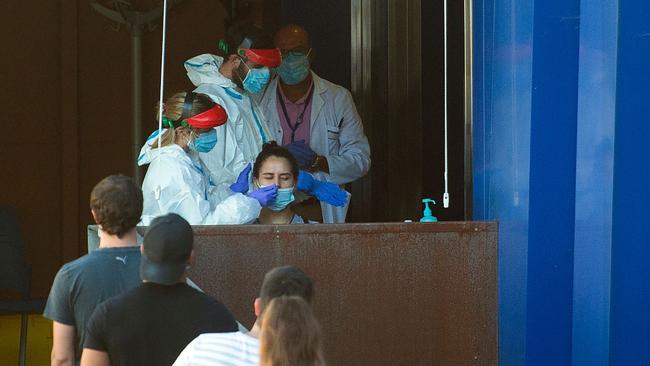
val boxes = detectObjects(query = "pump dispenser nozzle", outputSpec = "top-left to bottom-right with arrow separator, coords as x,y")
420,198 -> 438,222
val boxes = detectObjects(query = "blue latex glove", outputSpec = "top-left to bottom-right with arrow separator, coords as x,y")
247,185 -> 278,207
296,170 -> 315,192
296,171 -> 348,207
285,140 -> 317,167
230,163 -> 252,194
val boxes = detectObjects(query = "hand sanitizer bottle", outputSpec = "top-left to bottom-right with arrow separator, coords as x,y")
420,198 -> 438,222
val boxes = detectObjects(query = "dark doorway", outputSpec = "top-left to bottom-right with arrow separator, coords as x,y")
266,0 -> 467,222
421,0 -> 467,221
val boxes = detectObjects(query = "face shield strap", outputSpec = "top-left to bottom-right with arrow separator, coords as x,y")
238,37 -> 254,50
217,39 -> 230,54
161,116 -> 176,129
174,92 -> 197,127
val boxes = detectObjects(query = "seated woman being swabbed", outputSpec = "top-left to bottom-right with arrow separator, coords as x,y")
252,142 -> 313,224
137,91 -> 278,225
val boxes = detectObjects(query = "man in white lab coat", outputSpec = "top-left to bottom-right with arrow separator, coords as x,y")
259,24 -> 371,223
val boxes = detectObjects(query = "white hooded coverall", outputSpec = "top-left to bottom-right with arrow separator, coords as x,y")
184,54 -> 273,188
137,129 -> 262,226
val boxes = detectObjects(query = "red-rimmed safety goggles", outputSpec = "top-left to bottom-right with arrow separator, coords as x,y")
240,48 -> 282,68
184,104 -> 228,129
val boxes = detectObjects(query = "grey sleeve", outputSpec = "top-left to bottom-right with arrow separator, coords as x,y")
325,88 -> 371,184
43,267 -> 75,326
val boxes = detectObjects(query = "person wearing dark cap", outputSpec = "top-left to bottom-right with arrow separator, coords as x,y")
80,214 -> 237,366
173,265 -> 314,366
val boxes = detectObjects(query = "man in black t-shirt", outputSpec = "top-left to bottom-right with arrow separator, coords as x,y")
80,213 -> 237,366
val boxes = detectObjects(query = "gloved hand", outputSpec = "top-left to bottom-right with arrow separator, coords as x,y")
247,185 -> 278,207
230,163 -> 252,194
285,140 -> 317,167
296,171 -> 348,207
296,170 -> 315,192
310,180 -> 348,207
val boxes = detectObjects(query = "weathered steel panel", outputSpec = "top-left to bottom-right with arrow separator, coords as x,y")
188,222 -> 498,366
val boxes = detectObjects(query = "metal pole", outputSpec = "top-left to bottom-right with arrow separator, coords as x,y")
132,29 -> 143,184
443,0 -> 450,208
91,0 -> 184,183
463,0 -> 474,219
157,0 -> 169,150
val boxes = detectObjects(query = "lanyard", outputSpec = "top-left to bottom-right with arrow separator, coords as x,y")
277,85 -> 315,142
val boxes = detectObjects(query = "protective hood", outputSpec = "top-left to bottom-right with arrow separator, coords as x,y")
185,54 -> 236,88
137,129 -> 188,166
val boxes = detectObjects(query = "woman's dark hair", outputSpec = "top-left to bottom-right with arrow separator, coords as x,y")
253,142 -> 300,180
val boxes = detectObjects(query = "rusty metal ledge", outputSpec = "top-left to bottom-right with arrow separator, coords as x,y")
190,221 -> 498,236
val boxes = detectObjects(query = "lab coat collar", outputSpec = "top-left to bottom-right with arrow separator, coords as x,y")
310,71 -> 327,135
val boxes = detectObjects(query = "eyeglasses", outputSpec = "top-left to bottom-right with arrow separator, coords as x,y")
279,47 -> 312,59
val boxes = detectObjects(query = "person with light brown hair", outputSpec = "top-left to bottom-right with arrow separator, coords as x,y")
259,296 -> 325,366
137,91 -> 278,225
173,266 -> 314,366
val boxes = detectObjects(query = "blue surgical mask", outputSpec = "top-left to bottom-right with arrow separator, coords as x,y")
189,129 -> 218,153
268,186 -> 296,212
242,66 -> 271,94
277,51 -> 311,85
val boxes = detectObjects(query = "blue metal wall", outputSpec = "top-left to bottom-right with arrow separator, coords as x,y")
525,1 -> 581,363
609,1 -> 650,364
474,0 -> 649,364
473,0 -> 533,363
571,0 -> 618,364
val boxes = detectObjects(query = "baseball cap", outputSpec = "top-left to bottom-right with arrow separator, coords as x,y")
140,213 -> 193,285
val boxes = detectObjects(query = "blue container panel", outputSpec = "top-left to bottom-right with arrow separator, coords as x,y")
473,0 -> 534,364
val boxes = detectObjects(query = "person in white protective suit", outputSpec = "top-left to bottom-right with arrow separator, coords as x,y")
137,91 -> 278,226
184,25 -> 348,223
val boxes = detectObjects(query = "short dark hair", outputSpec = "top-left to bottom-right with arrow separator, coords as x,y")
90,175 -> 143,238
219,23 -> 275,57
253,142 -> 300,180
260,266 -> 314,308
